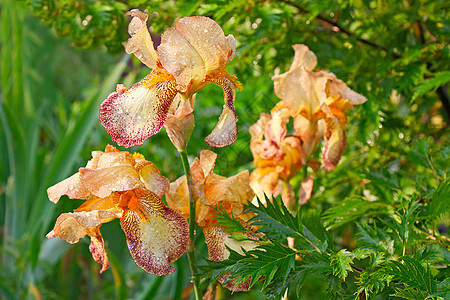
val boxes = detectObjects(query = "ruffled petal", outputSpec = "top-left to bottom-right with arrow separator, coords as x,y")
79,165 -> 142,198
204,76 -> 238,147
199,149 -> 217,177
323,115 -> 347,172
46,210 -> 119,243
158,16 -> 235,89
99,72 -> 178,148
47,172 -> 90,203
136,161 -> 170,198
204,170 -> 254,216
289,44 -> 317,72
166,175 -> 190,217
123,9 -> 159,69
298,174 -> 314,204
120,191 -> 189,276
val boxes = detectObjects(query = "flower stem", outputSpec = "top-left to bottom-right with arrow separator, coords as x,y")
179,149 -> 203,300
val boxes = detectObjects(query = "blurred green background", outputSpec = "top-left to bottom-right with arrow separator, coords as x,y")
1,0 -> 448,299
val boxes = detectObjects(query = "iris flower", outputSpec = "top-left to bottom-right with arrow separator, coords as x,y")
249,103 -> 304,206
165,150 -> 259,291
46,145 -> 189,275
272,44 -> 367,171
100,10 -> 240,148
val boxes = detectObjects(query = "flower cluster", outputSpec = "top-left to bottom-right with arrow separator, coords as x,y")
100,10 -> 240,149
250,44 -> 367,206
46,145 -> 189,275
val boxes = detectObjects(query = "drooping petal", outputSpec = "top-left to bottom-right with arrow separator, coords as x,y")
266,104 -> 290,146
123,9 -> 159,69
166,175 -> 190,217
298,174 -> 314,204
89,229 -> 110,273
322,115 -> 347,172
79,165 -> 143,198
164,94 -> 195,151
204,76 -> 238,147
199,150 -> 217,177
47,172 -> 90,203
120,191 -> 189,276
203,226 -> 259,292
99,72 -> 178,148
158,16 -> 235,89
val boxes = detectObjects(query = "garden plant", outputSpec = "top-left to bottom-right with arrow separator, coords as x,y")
1,0 -> 449,299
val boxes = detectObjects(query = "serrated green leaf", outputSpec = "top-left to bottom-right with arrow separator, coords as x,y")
246,197 -> 301,241
391,287 -> 430,300
412,71 -> 450,100
330,249 -> 354,280
430,178 -> 450,219
384,257 -> 437,294
356,223 -> 395,255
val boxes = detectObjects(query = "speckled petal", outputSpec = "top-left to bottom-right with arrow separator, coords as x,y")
89,229 -> 110,273
124,9 -> 159,69
203,226 -> 259,292
47,172 -> 90,203
79,165 -> 142,198
99,73 -> 178,148
120,191 -> 189,276
204,76 -> 238,147
158,16 -> 235,88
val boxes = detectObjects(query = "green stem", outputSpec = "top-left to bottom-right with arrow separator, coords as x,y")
179,149 -> 203,300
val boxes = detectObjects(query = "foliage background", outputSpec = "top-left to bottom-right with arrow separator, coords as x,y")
0,0 -> 448,299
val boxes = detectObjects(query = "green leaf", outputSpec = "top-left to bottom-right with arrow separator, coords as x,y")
356,223 -> 395,255
412,71 -> 450,100
383,257 -> 437,294
264,269 -> 308,300
391,287 -> 430,300
429,178 -> 450,219
246,197 -> 300,241
329,249 -> 354,280
323,198 -> 392,229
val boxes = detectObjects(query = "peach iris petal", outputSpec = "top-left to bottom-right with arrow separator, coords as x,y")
99,72 -> 178,148
164,94 -> 195,151
136,161 -> 170,198
47,172 -> 89,204
123,9 -> 159,69
158,16 -> 236,89
79,165 -> 143,198
120,191 -> 189,276
89,230 -> 110,274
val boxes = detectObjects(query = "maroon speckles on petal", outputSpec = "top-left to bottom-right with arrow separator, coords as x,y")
99,75 -> 178,148
120,191 -> 189,276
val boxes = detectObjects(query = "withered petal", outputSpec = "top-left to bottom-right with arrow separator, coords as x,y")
120,191 -> 189,276
99,74 -> 178,148
79,165 -> 142,198
299,174 -> 314,204
124,9 -> 159,69
47,172 -> 90,203
323,116 -> 347,172
89,229 -> 110,274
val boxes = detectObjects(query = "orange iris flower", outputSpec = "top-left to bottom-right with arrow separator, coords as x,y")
46,145 -> 189,275
100,10 -> 240,149
166,150 -> 259,291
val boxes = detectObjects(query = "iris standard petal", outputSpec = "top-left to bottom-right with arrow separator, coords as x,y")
120,191 -> 189,276
136,161 -> 170,198
99,72 -> 178,148
79,165 -> 143,198
158,16 -> 235,89
124,9 -> 159,69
